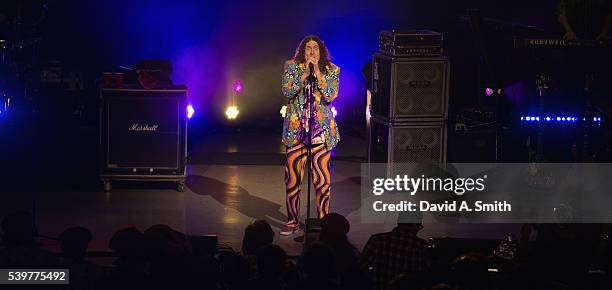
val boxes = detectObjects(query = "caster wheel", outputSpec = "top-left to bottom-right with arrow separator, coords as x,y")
176,181 -> 185,192
103,181 -> 112,192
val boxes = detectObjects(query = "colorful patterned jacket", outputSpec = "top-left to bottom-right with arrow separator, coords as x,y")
281,59 -> 340,150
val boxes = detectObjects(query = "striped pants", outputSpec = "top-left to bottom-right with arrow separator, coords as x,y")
284,142 -> 332,227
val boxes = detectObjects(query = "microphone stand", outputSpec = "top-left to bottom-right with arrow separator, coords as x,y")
303,64 -> 320,244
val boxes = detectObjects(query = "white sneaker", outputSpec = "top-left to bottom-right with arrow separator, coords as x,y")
279,223 -> 299,236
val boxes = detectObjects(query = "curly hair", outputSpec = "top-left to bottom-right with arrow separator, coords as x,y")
293,35 -> 332,74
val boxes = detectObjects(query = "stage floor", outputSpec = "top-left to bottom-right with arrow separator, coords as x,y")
1,130 -> 520,256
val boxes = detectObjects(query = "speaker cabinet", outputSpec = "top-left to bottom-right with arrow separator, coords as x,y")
100,87 -> 187,191
372,53 -> 449,121
448,127 -> 497,163
368,117 -> 447,165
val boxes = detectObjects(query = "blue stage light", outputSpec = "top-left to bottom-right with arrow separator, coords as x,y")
186,104 -> 195,119
520,114 -> 585,124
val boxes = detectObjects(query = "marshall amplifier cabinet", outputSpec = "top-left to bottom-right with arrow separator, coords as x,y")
372,53 -> 449,121
100,86 -> 188,191
368,117 -> 447,175
379,30 -> 443,57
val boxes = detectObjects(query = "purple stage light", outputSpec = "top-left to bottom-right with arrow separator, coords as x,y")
187,104 -> 195,119
233,80 -> 243,93
485,87 -> 494,96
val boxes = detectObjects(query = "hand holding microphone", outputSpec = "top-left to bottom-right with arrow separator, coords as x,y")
302,58 -> 318,83
306,58 -> 319,81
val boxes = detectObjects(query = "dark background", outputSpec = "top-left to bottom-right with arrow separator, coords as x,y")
1,0 -> 584,191
4,0 -> 561,124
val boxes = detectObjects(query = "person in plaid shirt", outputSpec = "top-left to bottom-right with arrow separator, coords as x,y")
360,213 -> 429,290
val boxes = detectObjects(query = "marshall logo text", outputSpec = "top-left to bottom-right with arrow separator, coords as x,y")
406,144 -> 428,152
408,80 -> 431,88
128,123 -> 159,132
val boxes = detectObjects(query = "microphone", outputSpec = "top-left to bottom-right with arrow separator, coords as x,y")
309,63 -> 315,78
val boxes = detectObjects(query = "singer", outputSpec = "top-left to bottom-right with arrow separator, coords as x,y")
280,35 -> 340,236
